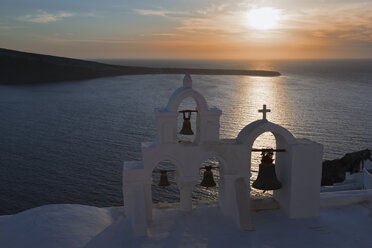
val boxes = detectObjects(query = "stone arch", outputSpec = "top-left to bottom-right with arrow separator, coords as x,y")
166,88 -> 209,112
237,120 -> 296,147
237,120 -> 298,201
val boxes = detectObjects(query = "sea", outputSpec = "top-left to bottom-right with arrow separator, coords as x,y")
0,59 -> 371,215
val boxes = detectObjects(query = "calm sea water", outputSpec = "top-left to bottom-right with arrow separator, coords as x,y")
0,59 -> 371,215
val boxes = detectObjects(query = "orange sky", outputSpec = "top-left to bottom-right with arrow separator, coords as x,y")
0,0 -> 371,59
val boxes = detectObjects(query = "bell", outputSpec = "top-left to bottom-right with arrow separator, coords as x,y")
158,170 -> 170,187
179,111 -> 194,135
252,151 -> 282,191
200,166 -> 216,188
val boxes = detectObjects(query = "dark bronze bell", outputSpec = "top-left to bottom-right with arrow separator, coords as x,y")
158,170 -> 170,187
179,111 -> 194,135
252,151 -> 282,191
200,166 -> 216,188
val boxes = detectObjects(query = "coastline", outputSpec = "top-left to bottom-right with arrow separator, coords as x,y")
0,48 -> 280,85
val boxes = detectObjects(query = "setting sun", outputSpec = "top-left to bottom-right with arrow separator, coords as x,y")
247,7 -> 280,30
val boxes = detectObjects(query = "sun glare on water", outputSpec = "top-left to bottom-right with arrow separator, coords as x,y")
247,7 -> 280,30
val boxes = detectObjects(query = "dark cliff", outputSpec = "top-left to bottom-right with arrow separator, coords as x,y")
0,48 -> 280,85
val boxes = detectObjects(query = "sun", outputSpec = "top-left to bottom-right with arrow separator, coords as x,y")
247,7 -> 280,30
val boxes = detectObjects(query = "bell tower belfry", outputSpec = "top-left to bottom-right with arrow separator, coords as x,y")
123,75 -> 324,237
155,74 -> 221,144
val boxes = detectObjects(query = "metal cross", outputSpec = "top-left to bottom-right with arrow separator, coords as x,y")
258,104 -> 271,120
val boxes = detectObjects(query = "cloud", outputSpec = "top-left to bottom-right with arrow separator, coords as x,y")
0,24 -> 24,31
133,8 -> 191,18
151,33 -> 182,37
284,2 -> 372,43
133,4 -> 248,38
46,37 -> 138,45
0,26 -> 12,30
129,1 -> 372,59
19,10 -> 75,23
133,9 -> 170,17
134,1 -> 372,44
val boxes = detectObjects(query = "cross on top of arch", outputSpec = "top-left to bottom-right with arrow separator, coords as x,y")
258,104 -> 271,120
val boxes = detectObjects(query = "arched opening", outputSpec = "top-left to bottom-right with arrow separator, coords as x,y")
151,160 -> 180,207
250,131 -> 277,199
192,157 -> 223,205
177,97 -> 198,143
237,121 -> 295,212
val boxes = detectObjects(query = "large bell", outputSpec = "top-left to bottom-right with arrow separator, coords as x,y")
252,151 -> 282,191
179,111 -> 194,135
158,170 -> 170,187
200,166 -> 216,188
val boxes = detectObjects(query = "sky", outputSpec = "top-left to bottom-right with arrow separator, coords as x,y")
0,0 -> 371,59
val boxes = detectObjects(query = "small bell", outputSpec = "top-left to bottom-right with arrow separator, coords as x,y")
179,111 -> 194,135
158,170 -> 170,187
252,150 -> 282,191
200,166 -> 216,188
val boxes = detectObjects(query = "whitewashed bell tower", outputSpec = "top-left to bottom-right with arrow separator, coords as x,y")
155,74 -> 221,144
123,74 -> 323,236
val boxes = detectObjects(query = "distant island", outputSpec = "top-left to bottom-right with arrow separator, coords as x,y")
0,48 -> 280,85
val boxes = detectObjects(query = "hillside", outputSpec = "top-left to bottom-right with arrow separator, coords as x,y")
0,48 -> 280,85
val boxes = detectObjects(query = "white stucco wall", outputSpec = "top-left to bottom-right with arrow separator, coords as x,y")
123,75 -> 324,236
